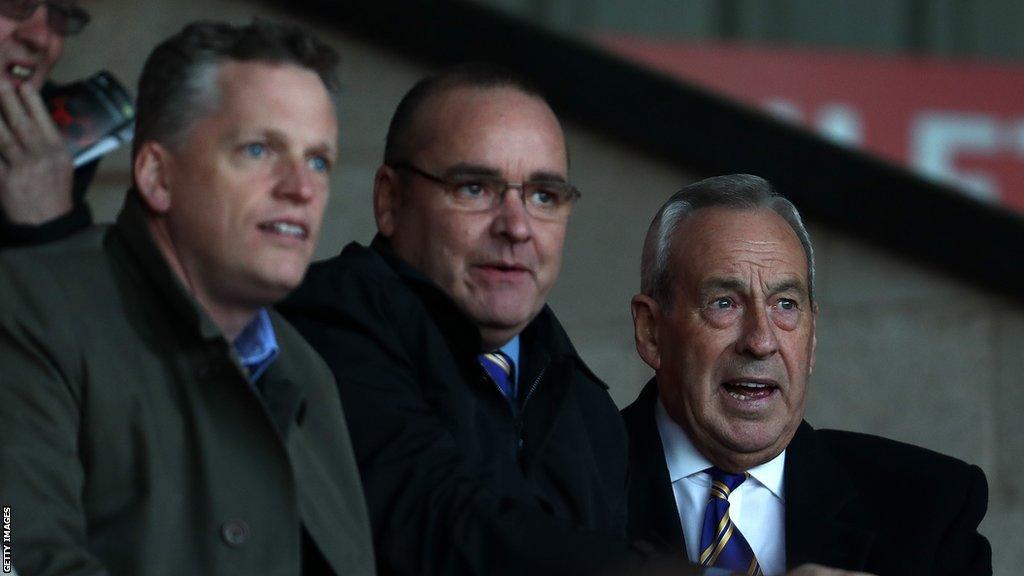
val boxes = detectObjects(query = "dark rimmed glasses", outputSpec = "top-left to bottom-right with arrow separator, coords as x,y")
390,162 -> 581,222
0,0 -> 91,36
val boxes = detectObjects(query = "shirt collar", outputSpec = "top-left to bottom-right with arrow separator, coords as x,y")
655,396 -> 786,501
497,335 -> 520,385
233,309 -> 279,382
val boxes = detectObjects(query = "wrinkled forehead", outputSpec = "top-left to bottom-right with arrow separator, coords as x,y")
675,207 -> 809,283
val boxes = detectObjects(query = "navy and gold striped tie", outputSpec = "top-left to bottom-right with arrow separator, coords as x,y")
479,351 -> 515,401
699,467 -> 763,576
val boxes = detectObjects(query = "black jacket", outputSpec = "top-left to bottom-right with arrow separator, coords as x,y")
280,237 -> 645,576
0,157 -> 98,248
623,380 -> 992,575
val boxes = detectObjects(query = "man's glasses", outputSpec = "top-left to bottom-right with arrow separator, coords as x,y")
0,0 -> 91,36
390,162 -> 581,222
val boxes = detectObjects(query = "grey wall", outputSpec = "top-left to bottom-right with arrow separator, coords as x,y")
56,0 -> 1022,571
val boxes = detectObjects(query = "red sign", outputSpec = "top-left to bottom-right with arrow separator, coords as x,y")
596,36 -> 1024,213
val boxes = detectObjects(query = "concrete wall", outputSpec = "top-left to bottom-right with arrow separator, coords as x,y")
56,0 -> 1022,571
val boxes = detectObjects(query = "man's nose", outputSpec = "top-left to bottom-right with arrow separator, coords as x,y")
491,185 -> 532,242
736,304 -> 779,359
14,6 -> 54,51
274,158 -> 318,203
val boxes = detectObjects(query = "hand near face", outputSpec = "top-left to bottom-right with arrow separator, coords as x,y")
785,563 -> 876,576
0,79 -> 73,224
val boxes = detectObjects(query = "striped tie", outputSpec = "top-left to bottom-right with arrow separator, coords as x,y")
699,467 -> 763,576
479,351 -> 515,401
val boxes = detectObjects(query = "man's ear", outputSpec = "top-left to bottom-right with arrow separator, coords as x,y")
809,300 -> 819,375
631,294 -> 662,370
133,141 -> 173,214
373,165 -> 400,237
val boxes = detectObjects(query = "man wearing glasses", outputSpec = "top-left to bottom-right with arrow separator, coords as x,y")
281,65 -> 654,575
0,0 -> 93,248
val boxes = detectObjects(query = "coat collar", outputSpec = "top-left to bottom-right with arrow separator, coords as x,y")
623,379 -> 685,549
783,421 -> 875,570
112,191 -> 225,342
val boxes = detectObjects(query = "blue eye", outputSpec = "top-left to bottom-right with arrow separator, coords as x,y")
454,181 -> 488,198
308,156 -> 330,173
777,298 -> 797,310
529,189 -> 556,206
712,298 -> 733,309
244,142 -> 266,158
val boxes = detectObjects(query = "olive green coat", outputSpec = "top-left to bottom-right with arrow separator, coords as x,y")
0,195 -> 375,576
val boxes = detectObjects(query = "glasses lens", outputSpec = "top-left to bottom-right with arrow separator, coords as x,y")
446,175 -> 502,211
523,182 -> 578,220
46,2 -> 90,35
0,0 -> 38,20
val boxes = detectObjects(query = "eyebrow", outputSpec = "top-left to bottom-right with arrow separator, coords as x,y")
443,163 -> 567,183
307,141 -> 337,160
247,128 -> 337,158
768,278 -> 808,296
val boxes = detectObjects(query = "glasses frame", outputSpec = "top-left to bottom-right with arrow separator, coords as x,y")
390,161 -> 581,222
0,0 -> 91,36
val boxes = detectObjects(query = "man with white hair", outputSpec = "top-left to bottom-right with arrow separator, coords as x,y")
625,174 -> 991,575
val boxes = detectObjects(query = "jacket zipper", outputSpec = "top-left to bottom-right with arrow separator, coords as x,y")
520,366 -> 546,414
515,365 -> 547,454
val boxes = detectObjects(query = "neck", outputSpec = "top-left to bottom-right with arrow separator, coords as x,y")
479,326 -> 519,351
146,218 -> 258,342
702,447 -> 783,474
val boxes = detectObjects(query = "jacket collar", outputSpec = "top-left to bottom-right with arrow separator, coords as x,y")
112,191 -> 226,342
783,421 -> 875,570
623,379 -> 686,549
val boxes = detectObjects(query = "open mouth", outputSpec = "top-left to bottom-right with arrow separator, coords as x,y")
7,63 -> 35,81
487,263 -> 527,272
722,380 -> 778,401
258,220 -> 308,240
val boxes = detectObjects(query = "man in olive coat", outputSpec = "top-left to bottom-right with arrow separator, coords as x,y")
0,21 -> 374,576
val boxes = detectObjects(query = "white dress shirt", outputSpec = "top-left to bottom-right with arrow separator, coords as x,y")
655,398 -> 787,575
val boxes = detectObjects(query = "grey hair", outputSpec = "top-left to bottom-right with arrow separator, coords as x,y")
640,174 -> 815,307
132,19 -> 339,157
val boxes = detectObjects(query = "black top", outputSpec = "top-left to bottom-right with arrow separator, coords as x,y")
0,154 -> 98,249
280,237 -> 651,576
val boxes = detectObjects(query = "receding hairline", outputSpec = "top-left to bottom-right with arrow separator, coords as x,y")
149,58 -> 336,155
397,84 -> 564,166
668,204 -> 813,291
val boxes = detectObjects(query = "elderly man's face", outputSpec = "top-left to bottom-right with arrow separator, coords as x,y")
149,61 -> 337,316
637,207 -> 816,472
0,4 -> 66,89
377,86 -> 569,348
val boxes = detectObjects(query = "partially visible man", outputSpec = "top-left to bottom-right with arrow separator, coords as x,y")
0,20 -> 374,575
280,65 -> 659,576
0,0 -> 96,248
625,174 -> 991,575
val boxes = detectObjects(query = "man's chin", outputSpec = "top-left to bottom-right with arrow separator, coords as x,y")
466,310 -> 539,349
716,420 -> 796,459
245,270 -> 306,306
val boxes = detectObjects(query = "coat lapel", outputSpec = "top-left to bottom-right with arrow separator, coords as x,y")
784,421 -> 874,570
622,380 -> 686,550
